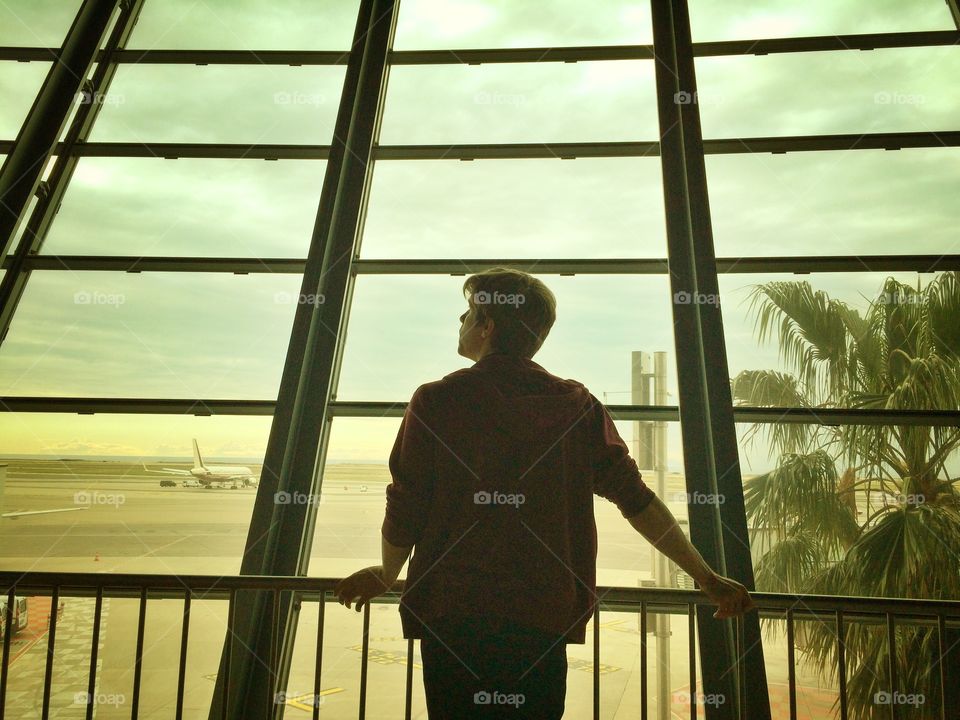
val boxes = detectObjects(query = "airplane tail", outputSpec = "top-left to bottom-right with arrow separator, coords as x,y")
192,439 -> 207,471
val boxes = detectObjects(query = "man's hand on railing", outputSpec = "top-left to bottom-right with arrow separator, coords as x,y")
699,573 -> 756,619
335,565 -> 395,612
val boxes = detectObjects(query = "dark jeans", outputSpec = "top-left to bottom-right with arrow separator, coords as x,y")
419,615 -> 567,719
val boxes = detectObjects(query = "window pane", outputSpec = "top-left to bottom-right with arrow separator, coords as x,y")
380,61 -> 658,144
695,46 -> 959,138
706,147 -> 960,257
0,272 -> 301,399
128,0 -> 361,50
721,270 -> 960,410
394,0 -> 652,49
334,274 -> 679,402
45,157 -> 326,257
0,1 -> 83,46
362,158 -> 665,258
0,61 -> 49,138
689,0 -> 955,41
0,413 -> 269,574
88,65 -> 345,144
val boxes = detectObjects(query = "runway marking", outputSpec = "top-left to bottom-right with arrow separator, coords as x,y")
349,645 -> 422,668
284,688 -> 345,712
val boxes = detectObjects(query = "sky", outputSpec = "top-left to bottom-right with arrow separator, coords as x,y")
0,0 -> 958,473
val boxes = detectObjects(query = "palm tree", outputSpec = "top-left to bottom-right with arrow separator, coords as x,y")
731,272 -> 960,720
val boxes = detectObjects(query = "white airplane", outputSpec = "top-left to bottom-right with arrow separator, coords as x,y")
144,439 -> 259,488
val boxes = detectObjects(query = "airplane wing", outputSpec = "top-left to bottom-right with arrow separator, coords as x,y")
2,507 -> 89,519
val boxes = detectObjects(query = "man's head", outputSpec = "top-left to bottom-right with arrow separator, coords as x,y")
458,267 -> 557,361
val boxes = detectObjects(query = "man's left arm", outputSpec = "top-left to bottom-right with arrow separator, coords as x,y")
336,386 -> 435,611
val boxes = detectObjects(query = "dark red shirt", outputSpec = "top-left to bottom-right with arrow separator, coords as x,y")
381,352 -> 656,644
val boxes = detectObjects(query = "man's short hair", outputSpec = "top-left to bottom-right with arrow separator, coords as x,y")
462,267 -> 557,359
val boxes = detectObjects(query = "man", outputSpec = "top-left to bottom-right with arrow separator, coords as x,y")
335,267 -> 754,718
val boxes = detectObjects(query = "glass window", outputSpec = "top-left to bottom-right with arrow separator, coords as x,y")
695,46 -> 959,138
0,61 -> 50,138
393,0 -> 652,49
0,272 -> 302,399
128,0 -> 361,50
88,65 -> 345,144
720,270 -> 959,410
705,147 -> 960,257
361,158 -> 665,258
380,61 -> 658,144
44,157 -> 327,257
0,413 -> 271,575
689,0 -> 956,41
333,274 -> 679,402
0,1 -> 84,46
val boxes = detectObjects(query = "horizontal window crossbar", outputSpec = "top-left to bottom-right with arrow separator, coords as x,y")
2,30 -> 957,64
1,397 -> 957,426
3,132 -> 956,160
5,255 -> 957,275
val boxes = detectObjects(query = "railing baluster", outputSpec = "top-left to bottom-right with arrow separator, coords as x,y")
593,602 -> 600,720
885,613 -> 897,720
175,590 -> 191,720
41,586 -> 59,720
314,591 -> 325,720
358,602 -> 370,720
0,588 -> 14,720
937,614 -> 947,720
836,610 -> 848,720
405,639 -> 413,720
85,587 -> 104,720
222,589 -> 234,720
640,600 -> 647,720
688,603 -> 696,720
786,609 -> 797,720
130,587 -> 148,720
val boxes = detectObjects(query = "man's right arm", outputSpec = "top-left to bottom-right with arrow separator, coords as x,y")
626,495 -> 755,619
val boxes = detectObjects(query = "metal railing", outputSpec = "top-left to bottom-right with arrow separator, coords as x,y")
1,571 -> 958,720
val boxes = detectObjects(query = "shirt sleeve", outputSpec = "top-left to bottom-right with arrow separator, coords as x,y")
590,394 -> 656,518
381,385 -> 436,547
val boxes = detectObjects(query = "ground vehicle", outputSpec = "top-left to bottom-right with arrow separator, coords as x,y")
159,479 -> 176,487
0,596 -> 28,638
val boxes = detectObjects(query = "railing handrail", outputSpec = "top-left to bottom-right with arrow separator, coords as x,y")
3,570 -> 960,618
